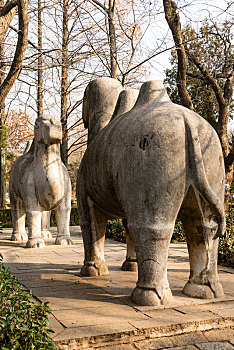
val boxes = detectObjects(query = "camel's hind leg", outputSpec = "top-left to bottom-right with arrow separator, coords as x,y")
121,219 -> 137,272
10,195 -> 27,241
41,211 -> 52,239
129,222 -> 174,306
79,196 -> 109,277
55,198 -> 73,245
26,208 -> 45,248
180,187 -> 224,299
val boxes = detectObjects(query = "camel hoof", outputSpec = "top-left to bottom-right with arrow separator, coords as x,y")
55,236 -> 73,245
80,264 -> 99,276
183,281 -> 224,299
26,238 -> 45,248
11,232 -> 28,241
80,261 -> 109,277
131,286 -> 173,306
121,259 -> 137,272
41,230 -> 52,239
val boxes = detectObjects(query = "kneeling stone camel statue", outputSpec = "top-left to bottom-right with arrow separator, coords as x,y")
10,115 -> 72,248
77,78 -> 226,306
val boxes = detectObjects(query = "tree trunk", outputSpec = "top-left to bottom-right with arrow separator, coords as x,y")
0,0 -> 29,109
163,0 -> 194,111
108,0 -> 117,79
0,36 -> 6,208
37,0 -> 43,118
0,0 -> 29,208
0,0 -> 15,208
216,104 -> 233,207
60,0 -> 69,166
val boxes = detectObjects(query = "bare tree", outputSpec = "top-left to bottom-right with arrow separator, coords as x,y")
37,0 -> 43,117
163,0 -> 234,205
0,0 -> 29,208
60,0 -> 69,165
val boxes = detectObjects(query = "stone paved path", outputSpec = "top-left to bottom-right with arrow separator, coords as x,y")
1,226 -> 233,350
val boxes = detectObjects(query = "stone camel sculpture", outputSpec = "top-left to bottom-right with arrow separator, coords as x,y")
9,115 -> 72,248
77,78 -> 226,306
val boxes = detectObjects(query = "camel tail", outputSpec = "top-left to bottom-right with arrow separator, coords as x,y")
184,117 -> 226,238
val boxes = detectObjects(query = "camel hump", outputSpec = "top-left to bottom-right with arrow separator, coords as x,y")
82,77 -> 123,129
134,80 -> 171,109
111,89 -> 139,120
185,117 -> 226,238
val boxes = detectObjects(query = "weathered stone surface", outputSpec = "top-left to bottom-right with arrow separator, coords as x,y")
53,322 -> 136,342
203,329 -> 234,342
77,78 -> 226,306
39,288 -> 124,311
48,314 -> 64,338
164,347 -> 197,350
195,342 -> 234,349
169,332 -> 207,347
53,304 -> 150,328
175,302 -> 234,318
161,346 -> 197,350
99,345 -> 136,350
9,115 -> 72,248
134,336 -> 174,349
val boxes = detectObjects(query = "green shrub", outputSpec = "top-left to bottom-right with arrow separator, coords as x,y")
0,208 -> 79,228
171,219 -> 185,242
0,209 -> 12,228
105,219 -> 186,244
219,208 -> 234,267
105,220 -> 125,242
0,257 -> 56,350
105,215 -> 233,268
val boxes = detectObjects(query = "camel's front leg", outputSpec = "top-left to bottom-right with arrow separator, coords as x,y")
55,198 -> 72,245
41,211 -> 52,239
26,207 -> 45,248
121,219 -> 137,272
79,196 -> 109,276
10,195 -> 27,241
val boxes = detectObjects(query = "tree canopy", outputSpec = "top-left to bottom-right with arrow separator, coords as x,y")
164,20 -> 233,126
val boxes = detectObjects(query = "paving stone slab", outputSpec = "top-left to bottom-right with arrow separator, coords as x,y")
97,345 -> 136,350
168,332 -> 208,348
203,329 -> 234,342
53,322 -> 136,343
53,304 -> 150,328
1,227 -> 234,349
195,342 -> 234,350
39,289 -> 126,311
134,336 -> 175,349
161,346 -> 197,350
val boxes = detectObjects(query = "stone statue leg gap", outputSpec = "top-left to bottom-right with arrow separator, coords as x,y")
121,219 -> 137,272
41,211 -> 52,239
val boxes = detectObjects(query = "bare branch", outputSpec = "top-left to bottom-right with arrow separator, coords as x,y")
0,0 -> 29,110
0,0 -> 18,17
185,48 -> 226,107
89,0 -> 107,13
